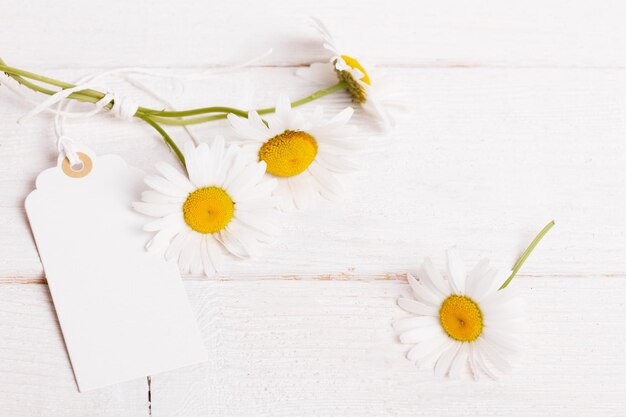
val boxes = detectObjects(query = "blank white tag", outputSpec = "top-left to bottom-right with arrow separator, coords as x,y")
25,147 -> 207,392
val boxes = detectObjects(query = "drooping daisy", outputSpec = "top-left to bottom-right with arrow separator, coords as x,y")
296,17 -> 396,130
133,136 -> 277,276
393,249 -> 524,379
227,96 -> 359,210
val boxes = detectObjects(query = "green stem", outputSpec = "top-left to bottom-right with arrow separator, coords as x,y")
258,81 -> 346,114
136,114 -> 185,166
499,220 -> 555,290
0,61 -> 104,105
1,61 -> 348,122
149,113 -> 228,126
142,106 -> 248,118
147,81 -> 348,126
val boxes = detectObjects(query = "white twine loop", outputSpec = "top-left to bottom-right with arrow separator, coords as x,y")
56,135 -> 83,171
0,47 -> 274,159
18,83 -> 139,123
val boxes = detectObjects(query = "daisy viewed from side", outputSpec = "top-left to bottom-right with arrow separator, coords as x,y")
228,96 -> 359,210
393,221 -> 554,380
133,137 -> 277,276
296,17 -> 396,130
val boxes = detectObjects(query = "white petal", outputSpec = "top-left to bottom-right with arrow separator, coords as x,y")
314,153 -> 359,173
235,179 -> 276,202
473,344 -> 498,380
218,226 -> 251,258
226,161 -> 267,201
307,162 -> 343,199
274,95 -> 292,127
406,274 -> 441,306
310,17 -> 339,53
399,325 -> 442,344
145,221 -> 181,254
141,190 -> 184,204
467,343 -> 481,380
186,143 -> 209,187
448,343 -> 469,380
204,136 -> 225,186
228,112 -> 265,141
165,229 -> 191,262
397,298 -> 438,316
295,62 -> 337,86
465,259 -> 490,299
222,151 -> 250,190
133,202 -> 180,218
481,328 -> 520,354
361,93 -> 394,131
392,315 -> 439,333
434,342 -> 462,378
143,213 -> 183,232
178,232 -> 202,274
288,174 -> 318,210
330,107 -> 354,124
235,209 -> 277,236
228,219 -> 263,254
155,162 -> 194,192
476,338 -> 512,374
144,176 -> 188,198
200,235 -> 215,277
206,234 -> 224,272
446,248 -> 467,294
421,258 -> 451,296
406,333 -> 449,365
472,268 -> 503,301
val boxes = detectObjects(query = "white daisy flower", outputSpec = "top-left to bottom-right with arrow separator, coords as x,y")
133,136 -> 277,276
296,17 -> 396,130
394,249 -> 524,380
227,96 -> 358,210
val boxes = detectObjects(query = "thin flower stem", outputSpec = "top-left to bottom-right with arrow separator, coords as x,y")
147,81 -> 348,126
0,61 -> 105,105
1,61 -> 349,123
258,81 -> 347,114
499,220 -> 555,290
135,114 -> 186,167
142,106 -> 248,118
149,114 -> 228,126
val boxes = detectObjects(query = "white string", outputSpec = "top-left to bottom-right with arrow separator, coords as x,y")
0,48 -> 274,161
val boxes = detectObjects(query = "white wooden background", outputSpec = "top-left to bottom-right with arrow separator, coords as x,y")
1,0 -> 626,416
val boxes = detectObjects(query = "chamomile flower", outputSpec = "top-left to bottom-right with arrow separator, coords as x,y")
227,96 -> 359,210
296,17 -> 396,130
393,249 -> 524,380
133,137 -> 277,276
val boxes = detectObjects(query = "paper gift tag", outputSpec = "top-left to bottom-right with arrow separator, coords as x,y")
25,146 -> 207,391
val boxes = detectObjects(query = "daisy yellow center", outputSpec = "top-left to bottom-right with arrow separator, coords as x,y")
258,130 -> 318,177
341,55 -> 371,85
335,55 -> 370,104
439,295 -> 484,342
182,187 -> 234,234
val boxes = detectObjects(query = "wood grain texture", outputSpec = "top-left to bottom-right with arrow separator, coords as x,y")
0,284 -> 149,417
1,68 -> 626,280
149,278 -> 626,417
1,0 -> 625,416
2,0 -> 626,68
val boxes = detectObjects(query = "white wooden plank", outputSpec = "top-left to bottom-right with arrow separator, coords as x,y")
1,67 -> 626,279
0,284 -> 149,417
149,277 -> 626,417
2,0 -> 626,68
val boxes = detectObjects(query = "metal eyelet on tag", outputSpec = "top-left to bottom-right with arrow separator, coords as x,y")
61,152 -> 93,178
